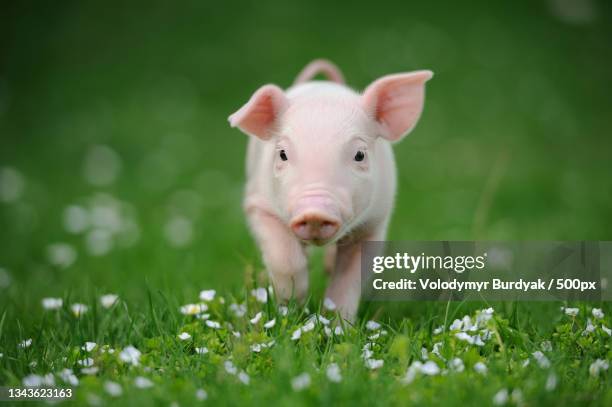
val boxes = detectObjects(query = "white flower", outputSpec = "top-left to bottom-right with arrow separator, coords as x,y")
432,342 -> 444,359
541,341 -> 552,352
81,366 -> 99,375
251,287 -> 268,303
224,360 -> 237,375
42,297 -> 63,310
180,303 -> 207,315
0,167 -> 25,203
365,358 -> 384,370
461,315 -> 474,331
602,325 -> 611,336
71,303 -> 89,317
101,346 -> 115,354
205,320 -> 221,329
78,358 -> 94,367
482,307 -> 494,315
589,359 -> 609,377
0,267 -> 11,288
238,371 -> 250,385
545,373 -> 557,391
264,318 -> 276,329
229,303 -> 246,317
361,349 -> 373,360
249,312 -> 263,324
592,308 -> 604,319
232,331 -> 241,337
476,308 -> 494,325
492,388 -> 509,405
100,294 -> 118,308
291,373 -> 311,391
450,358 -> 464,372
195,388 -> 208,401
178,332 -> 191,341
421,347 -> 429,360
326,363 -> 342,383
58,369 -> 79,386
449,319 -> 463,331
164,216 -> 194,248
365,320 -> 381,331
532,351 -> 551,369
455,332 -> 475,344
474,362 -> 488,375
197,313 -> 210,320
85,228 -> 113,256
323,298 -> 337,311
134,376 -> 153,389
46,243 -> 77,269
334,326 -> 344,336
583,318 -> 596,335
199,289 -> 216,302
0,353 -> 3,358
302,320 -> 315,332
119,345 -> 141,366
401,361 -> 422,384
278,305 -> 289,316
195,347 -> 209,354
22,374 -> 42,387
63,205 -> 90,234
250,343 -> 262,353
317,315 -> 330,325
83,145 -> 122,186
564,307 -> 579,317
18,338 -> 32,348
433,326 -> 443,335
291,328 -> 302,340
104,381 -> 123,397
420,361 -> 440,376
82,342 -> 97,352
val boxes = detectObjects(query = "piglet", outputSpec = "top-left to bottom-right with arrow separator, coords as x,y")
229,59 -> 433,321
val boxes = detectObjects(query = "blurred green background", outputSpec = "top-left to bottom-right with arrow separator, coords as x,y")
1,0 -> 611,313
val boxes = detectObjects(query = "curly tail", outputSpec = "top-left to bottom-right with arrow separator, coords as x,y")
294,59 -> 345,85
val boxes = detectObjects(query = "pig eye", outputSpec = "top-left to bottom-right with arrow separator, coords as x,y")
354,150 -> 365,162
279,149 -> 288,161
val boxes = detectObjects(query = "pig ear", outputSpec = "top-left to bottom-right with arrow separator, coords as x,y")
228,84 -> 288,140
362,70 -> 433,142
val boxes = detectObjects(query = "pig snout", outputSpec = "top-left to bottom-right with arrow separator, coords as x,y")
289,195 -> 341,243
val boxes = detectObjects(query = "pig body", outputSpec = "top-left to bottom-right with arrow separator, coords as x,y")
230,60 -> 432,321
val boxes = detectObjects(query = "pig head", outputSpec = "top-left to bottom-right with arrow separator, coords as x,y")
229,59 -> 432,321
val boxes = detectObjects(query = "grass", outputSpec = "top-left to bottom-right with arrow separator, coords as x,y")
0,288 -> 610,406
1,0 -> 612,405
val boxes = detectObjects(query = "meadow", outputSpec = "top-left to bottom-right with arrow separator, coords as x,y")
1,0 -> 611,405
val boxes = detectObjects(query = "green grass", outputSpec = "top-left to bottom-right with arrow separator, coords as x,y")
0,289 -> 611,406
1,0 -> 612,405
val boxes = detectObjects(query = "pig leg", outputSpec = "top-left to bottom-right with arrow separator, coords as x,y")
247,208 -> 309,302
325,226 -> 387,322
324,244 -> 336,275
